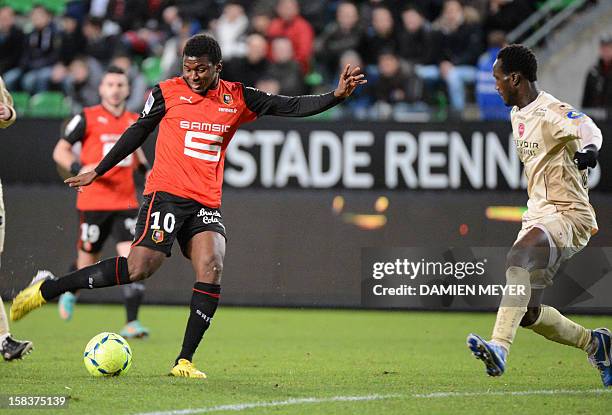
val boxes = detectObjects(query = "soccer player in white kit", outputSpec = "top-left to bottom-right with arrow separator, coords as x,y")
0,75 -> 33,361
466,44 -> 611,387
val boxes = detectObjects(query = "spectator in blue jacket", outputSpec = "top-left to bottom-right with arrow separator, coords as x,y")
476,30 -> 510,120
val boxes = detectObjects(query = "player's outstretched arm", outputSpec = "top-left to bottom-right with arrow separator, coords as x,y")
243,64 -> 367,118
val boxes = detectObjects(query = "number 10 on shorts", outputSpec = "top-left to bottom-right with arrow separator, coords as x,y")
150,212 -> 175,233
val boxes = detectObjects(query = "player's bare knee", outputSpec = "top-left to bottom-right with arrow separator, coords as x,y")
506,246 -> 530,269
520,306 -> 541,327
127,257 -> 154,282
196,255 -> 223,284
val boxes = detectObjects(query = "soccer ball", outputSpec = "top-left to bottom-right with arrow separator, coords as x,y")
83,332 -> 132,377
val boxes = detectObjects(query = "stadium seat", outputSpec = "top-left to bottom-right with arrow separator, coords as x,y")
1,0 -> 65,15
10,92 -> 30,117
141,57 -> 163,86
1,0 -> 33,14
29,92 -> 71,118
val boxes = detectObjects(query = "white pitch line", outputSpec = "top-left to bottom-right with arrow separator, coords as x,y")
135,394 -> 398,415
413,388 -> 612,399
135,389 -> 612,415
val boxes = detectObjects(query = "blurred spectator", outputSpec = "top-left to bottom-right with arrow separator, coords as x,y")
399,0 -> 444,21
359,6 -> 396,66
83,16 -> 118,65
121,22 -> 165,58
4,5 -> 61,94
397,5 -> 432,65
316,1 -> 363,80
0,6 -> 24,75
582,35 -> 612,111
476,30 -> 509,120
250,10 -> 272,37
415,0 -> 483,114
266,37 -> 305,95
64,56 -> 104,112
103,0 -> 149,32
333,50 -> 371,119
255,76 -> 281,95
212,2 -> 249,61
298,0 -> 328,34
485,0 -> 535,34
368,51 -> 425,119
267,0 -> 314,74
169,0 -> 220,29
59,13 -> 86,65
110,54 -> 147,112
160,20 -> 193,80
223,33 -> 270,87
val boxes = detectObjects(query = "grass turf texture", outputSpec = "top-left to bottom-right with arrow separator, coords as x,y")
1,304 -> 610,414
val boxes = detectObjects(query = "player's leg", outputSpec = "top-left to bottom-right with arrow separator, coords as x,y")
59,211 -> 112,321
467,226 -> 548,376
10,193 -> 176,321
116,240 -> 149,338
0,295 -> 33,361
171,229 -> 225,378
0,180 -> 32,360
57,261 -> 79,321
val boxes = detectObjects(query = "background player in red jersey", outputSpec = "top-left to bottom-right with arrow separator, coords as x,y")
11,34 -> 366,378
49,66 -> 151,338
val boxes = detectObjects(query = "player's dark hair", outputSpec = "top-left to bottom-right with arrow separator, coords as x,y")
497,44 -> 538,82
105,65 -> 126,76
183,34 -> 222,64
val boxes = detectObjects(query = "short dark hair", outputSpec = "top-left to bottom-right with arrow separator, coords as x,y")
497,44 -> 538,82
183,34 -> 222,64
105,65 -> 126,76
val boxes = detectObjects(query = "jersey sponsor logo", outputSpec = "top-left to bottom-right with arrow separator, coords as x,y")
142,92 -> 155,116
567,111 -> 584,119
97,116 -> 108,124
534,108 -> 546,117
219,107 -> 238,113
197,208 -> 222,225
179,120 -> 231,133
518,123 -> 525,138
222,94 -> 232,105
180,96 -> 193,104
152,229 -> 164,243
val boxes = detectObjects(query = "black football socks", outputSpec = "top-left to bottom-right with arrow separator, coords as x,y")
40,257 -> 130,300
176,282 -> 221,364
123,282 -> 145,322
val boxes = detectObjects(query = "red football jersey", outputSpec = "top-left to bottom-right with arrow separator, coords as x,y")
144,78 -> 257,208
67,105 -> 140,211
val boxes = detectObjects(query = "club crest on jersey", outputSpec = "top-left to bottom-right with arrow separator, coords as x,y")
152,230 -> 164,244
223,94 -> 232,105
97,116 -> 108,124
518,123 -> 525,138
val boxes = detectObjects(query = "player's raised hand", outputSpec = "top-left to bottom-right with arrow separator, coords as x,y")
0,103 -> 12,121
65,170 -> 98,190
334,64 -> 367,99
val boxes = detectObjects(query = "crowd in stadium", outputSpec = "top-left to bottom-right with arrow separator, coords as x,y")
0,0 -> 609,120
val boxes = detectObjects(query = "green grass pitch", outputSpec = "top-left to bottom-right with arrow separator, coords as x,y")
1,304 -> 610,414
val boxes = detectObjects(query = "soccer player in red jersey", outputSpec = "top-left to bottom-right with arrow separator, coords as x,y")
11,34 -> 366,377
49,66 -> 150,337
